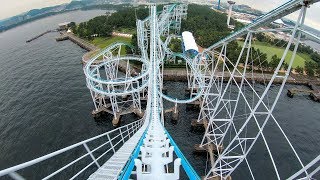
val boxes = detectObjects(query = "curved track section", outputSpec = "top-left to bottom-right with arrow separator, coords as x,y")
84,42 -> 148,119
160,52 -> 205,104
86,56 -> 149,96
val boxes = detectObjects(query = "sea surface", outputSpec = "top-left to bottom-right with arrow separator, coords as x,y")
0,10 -> 319,179
304,40 -> 320,53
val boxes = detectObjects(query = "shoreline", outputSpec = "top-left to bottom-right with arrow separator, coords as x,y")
55,32 -> 320,87
56,32 -> 99,52
162,68 -> 320,86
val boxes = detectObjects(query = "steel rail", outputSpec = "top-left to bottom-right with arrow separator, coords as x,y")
0,119 -> 143,178
86,56 -> 150,85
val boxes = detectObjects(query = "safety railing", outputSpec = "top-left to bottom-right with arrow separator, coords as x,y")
0,119 -> 144,180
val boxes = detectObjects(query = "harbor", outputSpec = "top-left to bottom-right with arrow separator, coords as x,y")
26,29 -> 58,43
55,32 -> 99,51
25,22 -> 73,43
44,25 -> 320,131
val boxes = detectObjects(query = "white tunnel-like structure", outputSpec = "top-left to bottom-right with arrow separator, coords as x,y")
182,31 -> 199,53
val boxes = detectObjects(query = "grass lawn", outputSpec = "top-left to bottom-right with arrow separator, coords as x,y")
90,36 -> 131,58
238,41 -> 313,68
91,36 -> 132,49
115,27 -> 136,34
90,36 -> 132,56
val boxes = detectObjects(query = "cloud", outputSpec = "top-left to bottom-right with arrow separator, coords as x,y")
2,0 -> 320,29
222,0 -> 320,29
0,0 -> 71,20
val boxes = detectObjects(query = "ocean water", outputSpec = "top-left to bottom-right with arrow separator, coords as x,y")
163,82 -> 320,179
0,9 -> 319,180
303,40 -> 320,52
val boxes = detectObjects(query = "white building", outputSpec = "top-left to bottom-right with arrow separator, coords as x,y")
272,19 -> 285,27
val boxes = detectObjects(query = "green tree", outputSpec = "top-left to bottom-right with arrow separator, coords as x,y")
226,41 -> 241,64
72,6 -> 148,40
251,48 -> 268,68
181,4 -> 233,48
269,55 -> 281,71
295,66 -> 304,75
316,65 -> 320,76
69,22 -> 76,28
169,38 -> 182,53
127,33 -> 138,54
283,62 -> 289,71
311,52 -> 320,64
305,61 -> 317,77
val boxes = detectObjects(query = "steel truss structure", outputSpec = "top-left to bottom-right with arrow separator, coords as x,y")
130,4 -> 201,179
84,42 -> 148,123
196,0 -> 320,179
0,1 -> 320,180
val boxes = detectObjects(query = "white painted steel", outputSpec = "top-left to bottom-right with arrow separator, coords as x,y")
198,1 -> 320,179
1,1 -> 320,180
133,5 -> 182,179
88,123 -> 147,180
0,119 -> 144,179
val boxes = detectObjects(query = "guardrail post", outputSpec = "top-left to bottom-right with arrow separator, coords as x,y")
132,123 -> 135,134
83,143 -> 100,168
127,126 -> 131,138
9,172 -> 25,180
119,128 -> 125,143
107,134 -> 116,153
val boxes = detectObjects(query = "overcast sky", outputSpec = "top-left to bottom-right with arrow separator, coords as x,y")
232,0 -> 320,29
0,0 -> 320,28
0,0 -> 71,20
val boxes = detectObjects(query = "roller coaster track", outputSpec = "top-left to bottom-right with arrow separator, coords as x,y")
0,1 -> 319,179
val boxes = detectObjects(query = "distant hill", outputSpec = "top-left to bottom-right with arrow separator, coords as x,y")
3,0 -> 318,34
0,0 -> 257,32
281,18 -> 320,40
0,4 -> 68,32
302,25 -> 320,37
0,0 -> 138,32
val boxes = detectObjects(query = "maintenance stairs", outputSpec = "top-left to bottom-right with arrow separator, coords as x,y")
88,125 -> 146,180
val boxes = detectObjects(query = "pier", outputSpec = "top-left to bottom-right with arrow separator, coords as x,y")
193,144 -> 223,154
56,32 -> 99,51
164,104 -> 179,122
162,68 -> 320,86
287,82 -> 320,102
91,94 -> 145,126
190,119 -> 206,132
26,29 -> 57,43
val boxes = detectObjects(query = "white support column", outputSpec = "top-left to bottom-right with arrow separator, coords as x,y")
204,4 -> 309,179
227,1 -> 235,28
